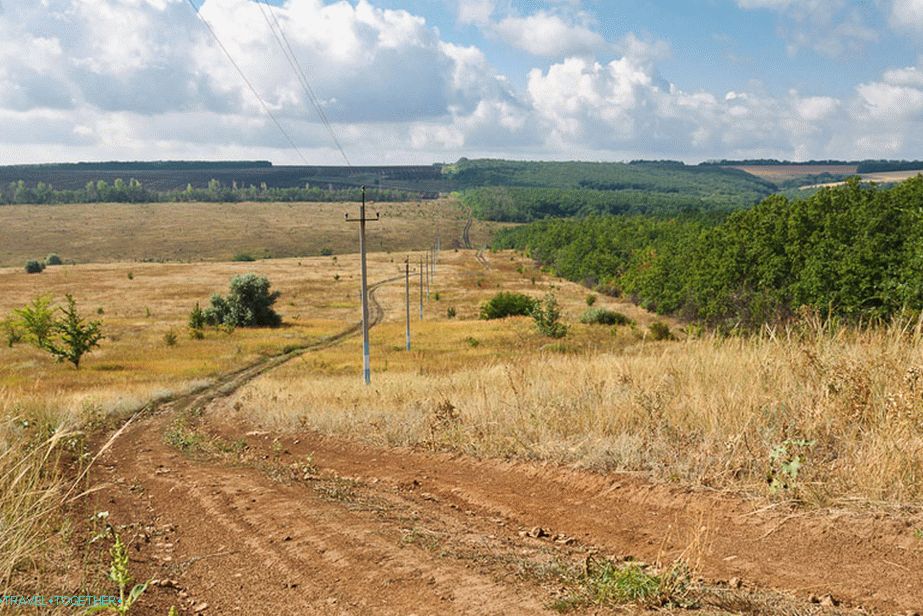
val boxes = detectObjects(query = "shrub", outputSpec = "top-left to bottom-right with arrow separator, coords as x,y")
232,252 -> 256,262
24,260 -> 45,274
15,296 -> 56,348
581,308 -> 633,326
44,295 -> 103,369
163,330 -> 178,347
1,317 -> 23,347
532,293 -> 568,338
648,321 -> 675,341
447,306 -> 457,319
127,271 -> 134,280
586,294 -> 597,307
320,247 -> 333,256
479,292 -> 537,320
202,274 -> 281,328
45,254 -> 62,266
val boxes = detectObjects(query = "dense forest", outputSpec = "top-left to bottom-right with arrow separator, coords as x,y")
495,177 -> 923,327
446,158 -> 777,222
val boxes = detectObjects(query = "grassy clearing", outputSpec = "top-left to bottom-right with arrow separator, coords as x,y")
0,198 -> 507,266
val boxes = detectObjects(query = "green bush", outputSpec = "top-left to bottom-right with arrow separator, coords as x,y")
532,293 -> 568,338
24,260 -> 45,274
45,254 -> 63,266
479,292 -> 537,320
232,253 -> 256,262
202,274 -> 281,328
581,308 -> 633,326
585,294 -> 597,306
648,321 -> 675,341
320,247 -> 333,256
447,306 -> 457,319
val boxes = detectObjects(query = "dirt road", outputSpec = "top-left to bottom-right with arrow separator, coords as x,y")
82,275 -> 923,616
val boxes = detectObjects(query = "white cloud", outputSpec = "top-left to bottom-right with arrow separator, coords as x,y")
491,11 -> 609,58
456,0 -> 495,25
890,0 -> 923,33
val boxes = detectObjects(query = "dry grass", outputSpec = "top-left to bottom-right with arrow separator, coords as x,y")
233,286 -> 923,506
0,198 -> 508,266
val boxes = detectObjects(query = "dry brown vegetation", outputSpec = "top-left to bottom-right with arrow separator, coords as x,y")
0,198 -> 505,266
3,234 -> 923,612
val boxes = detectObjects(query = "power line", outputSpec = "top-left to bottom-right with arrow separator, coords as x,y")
256,1 -> 352,169
185,0 -> 310,165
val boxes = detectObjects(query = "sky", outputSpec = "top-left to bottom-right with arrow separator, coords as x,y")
2,0 -> 923,164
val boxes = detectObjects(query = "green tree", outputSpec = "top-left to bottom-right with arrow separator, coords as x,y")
203,274 -> 281,328
45,295 -> 103,369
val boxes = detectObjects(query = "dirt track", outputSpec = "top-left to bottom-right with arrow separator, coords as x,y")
84,273 -> 923,615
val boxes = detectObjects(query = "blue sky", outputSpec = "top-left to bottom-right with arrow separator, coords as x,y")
2,0 -> 923,163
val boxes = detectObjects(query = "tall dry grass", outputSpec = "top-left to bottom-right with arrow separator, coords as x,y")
0,393 -> 75,591
234,316 -> 923,506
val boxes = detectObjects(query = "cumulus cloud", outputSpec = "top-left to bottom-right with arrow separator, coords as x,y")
490,11 -> 609,58
0,0 -> 922,163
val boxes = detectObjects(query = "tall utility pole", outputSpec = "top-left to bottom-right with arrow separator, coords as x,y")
345,186 -> 379,385
419,255 -> 424,319
404,259 -> 411,351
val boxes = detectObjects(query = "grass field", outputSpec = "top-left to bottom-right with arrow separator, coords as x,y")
0,198 -> 504,267
3,245 -> 923,613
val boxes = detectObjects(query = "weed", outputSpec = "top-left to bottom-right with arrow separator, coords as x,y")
87,532 -> 149,614
447,306 -> 457,319
126,271 -> 133,280
585,294 -> 596,306
913,528 -> 923,540
465,336 -> 480,348
767,439 -> 815,495
558,557 -> 694,611
163,330 -> 177,347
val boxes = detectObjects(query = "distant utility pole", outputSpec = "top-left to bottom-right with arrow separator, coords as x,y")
425,251 -> 431,299
404,258 -> 411,351
419,255 -> 424,319
345,186 -> 379,385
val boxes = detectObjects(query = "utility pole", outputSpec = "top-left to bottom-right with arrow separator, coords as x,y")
404,258 -> 411,351
345,186 -> 379,385
419,255 -> 424,319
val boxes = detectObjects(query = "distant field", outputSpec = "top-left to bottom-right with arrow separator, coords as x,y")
0,199 -> 505,266
727,164 -> 858,179
799,169 -> 923,190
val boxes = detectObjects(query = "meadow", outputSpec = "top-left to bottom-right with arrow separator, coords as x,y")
2,227 -> 922,613
0,198 -> 502,266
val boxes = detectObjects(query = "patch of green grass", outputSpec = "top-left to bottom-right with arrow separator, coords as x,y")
555,557 -> 695,612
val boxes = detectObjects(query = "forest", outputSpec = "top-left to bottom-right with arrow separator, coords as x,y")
494,177 -> 923,327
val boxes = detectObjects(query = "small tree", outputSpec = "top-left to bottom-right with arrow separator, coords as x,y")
532,293 -> 567,338
1,316 -> 23,347
15,296 -> 56,348
45,295 -> 103,369
203,274 -> 281,328
45,254 -> 63,266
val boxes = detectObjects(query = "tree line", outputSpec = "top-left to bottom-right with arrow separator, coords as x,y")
0,178 -> 419,205
494,177 -> 923,327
